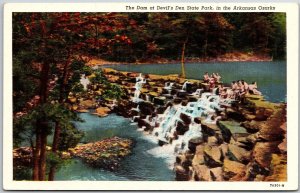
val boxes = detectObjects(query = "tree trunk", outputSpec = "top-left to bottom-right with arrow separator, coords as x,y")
39,63 -> 50,104
52,121 -> 61,153
181,42 -> 186,78
49,57 -> 71,181
181,36 -> 189,78
32,127 -> 41,181
39,124 -> 48,181
48,166 -> 56,181
33,61 -> 50,181
48,121 -> 61,181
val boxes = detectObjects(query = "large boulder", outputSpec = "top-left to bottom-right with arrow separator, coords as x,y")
180,113 -> 192,125
256,108 -> 285,142
223,159 -> 246,180
228,144 -> 251,164
137,119 -> 153,131
257,123 -> 284,142
138,101 -> 155,115
210,167 -> 224,181
188,137 -> 204,153
225,108 -> 246,122
187,96 -> 198,102
193,164 -> 211,181
241,120 -> 261,133
236,137 -> 255,151
177,90 -> 188,98
153,96 -> 166,106
114,100 -> 135,118
207,136 -> 219,146
192,145 -> 205,166
220,143 -> 229,158
176,121 -> 189,135
203,145 -> 223,168
218,121 -> 248,143
80,99 -> 97,109
201,123 -> 217,141
156,106 -> 168,114
175,164 -> 189,181
255,107 -> 274,121
252,142 -> 281,169
94,107 -> 110,117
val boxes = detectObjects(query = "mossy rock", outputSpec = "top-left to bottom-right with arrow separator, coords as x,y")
219,121 -> 248,134
245,94 -> 283,112
218,121 -> 248,143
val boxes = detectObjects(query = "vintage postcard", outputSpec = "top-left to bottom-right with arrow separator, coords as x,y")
3,2 -> 299,191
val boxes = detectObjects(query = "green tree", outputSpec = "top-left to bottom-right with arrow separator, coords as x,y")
13,12 -> 131,181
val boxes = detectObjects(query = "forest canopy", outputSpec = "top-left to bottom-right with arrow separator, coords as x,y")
14,12 -> 286,64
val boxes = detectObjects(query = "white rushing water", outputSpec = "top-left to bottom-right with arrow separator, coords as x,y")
152,93 -> 225,150
182,80 -> 191,91
80,74 -> 90,90
133,73 -> 146,103
131,75 -> 233,169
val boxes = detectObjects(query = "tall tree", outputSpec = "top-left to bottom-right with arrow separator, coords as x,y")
13,12 -> 133,181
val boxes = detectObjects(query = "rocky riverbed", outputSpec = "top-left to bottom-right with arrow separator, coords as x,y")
70,137 -> 133,171
64,67 -> 287,181
13,136 -> 134,173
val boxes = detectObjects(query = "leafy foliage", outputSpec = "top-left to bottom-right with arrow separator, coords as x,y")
89,69 -> 125,100
58,123 -> 84,151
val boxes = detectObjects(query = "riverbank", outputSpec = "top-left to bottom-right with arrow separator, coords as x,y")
86,52 -> 272,66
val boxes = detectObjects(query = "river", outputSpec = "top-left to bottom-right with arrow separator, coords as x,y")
54,113 -> 175,181
103,61 -> 286,102
55,61 -> 286,181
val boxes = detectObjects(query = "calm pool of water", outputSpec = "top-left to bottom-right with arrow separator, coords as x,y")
103,61 -> 286,103
54,113 -> 175,181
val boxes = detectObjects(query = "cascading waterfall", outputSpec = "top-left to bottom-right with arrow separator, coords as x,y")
181,81 -> 190,91
212,87 -> 218,95
130,78 -> 232,169
164,82 -> 174,95
133,73 -> 146,103
164,82 -> 174,90
175,120 -> 203,152
80,74 -> 90,90
146,94 -> 150,102
191,88 -> 204,97
152,92 -> 225,146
